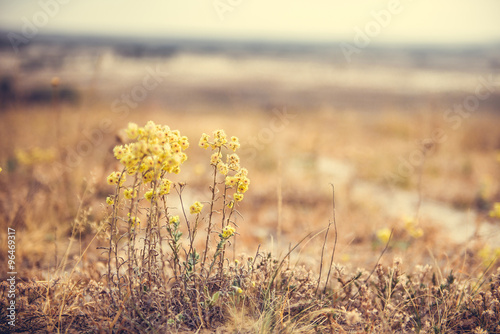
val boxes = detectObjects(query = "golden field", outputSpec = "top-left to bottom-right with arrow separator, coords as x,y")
1,47 -> 500,333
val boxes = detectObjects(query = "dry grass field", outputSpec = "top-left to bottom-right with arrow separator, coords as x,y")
1,45 -> 500,333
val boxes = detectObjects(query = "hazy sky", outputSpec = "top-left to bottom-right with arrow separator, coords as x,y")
1,1 -> 499,44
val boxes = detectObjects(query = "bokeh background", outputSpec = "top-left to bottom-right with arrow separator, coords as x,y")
1,1 -> 500,276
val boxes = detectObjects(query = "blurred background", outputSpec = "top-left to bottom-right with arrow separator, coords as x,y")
1,1 -> 500,272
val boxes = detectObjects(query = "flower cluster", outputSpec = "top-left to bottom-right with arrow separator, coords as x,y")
190,201 -> 204,214
199,130 -> 250,204
221,225 -> 236,239
107,121 -> 189,200
107,171 -> 125,186
199,130 -> 240,152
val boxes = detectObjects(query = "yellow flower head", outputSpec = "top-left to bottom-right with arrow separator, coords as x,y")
159,179 -> 172,195
225,176 -> 238,188
199,133 -> 210,149
210,152 -> 222,166
125,123 -> 139,139
227,153 -> 240,165
234,193 -> 244,202
107,171 -> 125,186
144,189 -> 155,202
403,216 -> 423,238
489,202 -> 500,219
179,136 -> 189,150
169,215 -> 180,225
190,201 -> 204,214
237,183 -> 249,193
217,162 -> 229,175
162,155 -> 181,172
144,120 -> 156,134
128,214 -> 140,228
171,166 -> 181,174
123,188 -> 136,199
106,196 -> 114,205
213,129 -> 227,147
235,168 -> 248,178
376,227 -> 391,244
142,171 -> 154,184
179,152 -> 188,163
228,136 -> 240,151
171,142 -> 181,154
222,225 -> 236,239
113,145 -> 126,160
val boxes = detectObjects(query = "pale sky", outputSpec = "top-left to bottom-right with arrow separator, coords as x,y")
1,1 -> 499,45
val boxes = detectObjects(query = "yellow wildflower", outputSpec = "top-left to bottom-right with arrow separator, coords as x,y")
159,179 -> 172,195
199,133 -> 210,149
124,188 -> 136,199
144,120 -> 156,134
478,244 -> 500,268
127,213 -> 141,228
227,153 -> 240,164
376,227 -> 391,244
142,171 -> 154,184
150,143 -> 162,155
169,215 -> 180,225
228,136 -> 240,151
179,152 -> 188,163
171,142 -> 181,154
106,196 -> 114,205
236,168 -> 248,177
179,136 -> 189,150
225,176 -> 238,188
125,123 -> 139,139
126,165 -> 138,175
162,155 -> 181,172
222,225 -> 236,239
171,166 -> 181,174
213,129 -> 227,147
107,171 -> 124,186
217,162 -> 229,175
232,286 -> 243,294
190,201 -> 204,214
237,183 -> 249,193
403,216 -> 423,238
210,152 -> 222,166
234,193 -> 244,202
144,189 -> 155,202
113,145 -> 126,160
489,203 -> 500,219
